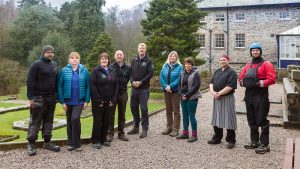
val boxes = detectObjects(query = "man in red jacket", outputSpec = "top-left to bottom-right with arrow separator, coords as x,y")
239,42 -> 276,154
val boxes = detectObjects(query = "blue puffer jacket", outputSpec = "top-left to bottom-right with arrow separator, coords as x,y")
159,63 -> 183,92
57,64 -> 90,104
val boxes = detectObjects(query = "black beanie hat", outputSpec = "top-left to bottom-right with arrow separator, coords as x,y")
42,45 -> 54,56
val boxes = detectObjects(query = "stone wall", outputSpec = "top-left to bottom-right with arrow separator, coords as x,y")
197,5 -> 300,72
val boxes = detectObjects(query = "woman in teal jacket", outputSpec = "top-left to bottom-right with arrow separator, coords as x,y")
57,52 -> 90,151
160,51 -> 183,137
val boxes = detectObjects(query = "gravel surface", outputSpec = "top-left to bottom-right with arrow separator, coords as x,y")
1,83 -> 300,169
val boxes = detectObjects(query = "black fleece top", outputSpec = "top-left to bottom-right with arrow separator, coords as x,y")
110,61 -> 130,94
90,66 -> 118,104
26,56 -> 58,100
130,55 -> 154,89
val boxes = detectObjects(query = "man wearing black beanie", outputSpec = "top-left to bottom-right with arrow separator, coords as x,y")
26,45 -> 60,156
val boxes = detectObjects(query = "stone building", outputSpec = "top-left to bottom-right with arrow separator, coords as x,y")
196,0 -> 300,73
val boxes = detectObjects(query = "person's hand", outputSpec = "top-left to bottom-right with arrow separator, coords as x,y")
109,101 -> 113,107
136,81 -> 142,87
239,80 -> 244,87
29,100 -> 36,108
63,103 -> 68,111
132,81 -> 138,88
182,96 -> 187,100
165,85 -> 172,93
213,92 -> 221,100
83,102 -> 88,110
99,101 -> 104,107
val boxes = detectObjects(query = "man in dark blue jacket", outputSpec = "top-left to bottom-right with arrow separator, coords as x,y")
128,43 -> 154,138
26,45 -> 60,156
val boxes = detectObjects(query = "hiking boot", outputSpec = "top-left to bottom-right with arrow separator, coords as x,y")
169,129 -> 179,137
139,130 -> 148,138
255,144 -> 270,154
161,128 -> 172,135
43,142 -> 60,152
187,136 -> 198,143
92,143 -> 102,149
118,134 -> 129,141
127,127 -> 139,135
102,142 -> 111,147
75,147 -> 83,152
67,146 -> 74,151
244,142 -> 260,149
176,134 -> 189,139
27,143 -> 36,156
226,142 -> 235,149
207,139 -> 221,144
107,133 -> 114,142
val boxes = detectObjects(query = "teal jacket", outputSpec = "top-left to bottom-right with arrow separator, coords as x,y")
159,63 -> 183,92
57,64 -> 90,104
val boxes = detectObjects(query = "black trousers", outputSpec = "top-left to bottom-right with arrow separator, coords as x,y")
91,101 -> 113,144
245,95 -> 270,145
27,96 -> 56,143
66,105 -> 82,148
130,88 -> 150,131
108,92 -> 128,135
212,126 -> 236,144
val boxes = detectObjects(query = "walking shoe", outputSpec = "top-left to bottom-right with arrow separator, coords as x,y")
118,134 -> 129,141
244,142 -> 260,149
107,133 -> 114,142
169,130 -> 179,137
127,127 -> 139,135
255,144 -> 270,154
187,136 -> 198,143
161,128 -> 172,135
92,143 -> 102,149
207,139 -> 221,144
102,142 -> 111,147
226,142 -> 235,149
75,147 -> 83,152
67,146 -> 75,151
176,134 -> 189,139
139,130 -> 148,138
27,143 -> 36,156
43,142 -> 60,152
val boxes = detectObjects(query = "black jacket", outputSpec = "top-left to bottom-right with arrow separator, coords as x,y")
110,61 -> 130,94
90,66 -> 118,104
27,57 -> 58,100
130,55 -> 154,89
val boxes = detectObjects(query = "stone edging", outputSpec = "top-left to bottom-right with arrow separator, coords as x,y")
0,105 -> 30,114
0,107 -> 165,151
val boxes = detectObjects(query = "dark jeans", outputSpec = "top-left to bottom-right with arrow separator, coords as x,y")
212,126 -> 236,144
66,105 -> 82,148
91,101 -> 113,144
130,88 -> 150,131
27,96 -> 56,143
108,92 -> 128,135
245,95 -> 270,145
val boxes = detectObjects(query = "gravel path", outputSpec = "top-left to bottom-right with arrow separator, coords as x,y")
1,83 -> 300,169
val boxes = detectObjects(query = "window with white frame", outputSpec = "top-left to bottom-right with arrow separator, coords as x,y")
197,34 -> 205,48
215,34 -> 224,48
235,13 -> 245,21
235,34 -> 245,48
280,36 -> 300,59
215,13 -> 225,22
279,11 -> 290,20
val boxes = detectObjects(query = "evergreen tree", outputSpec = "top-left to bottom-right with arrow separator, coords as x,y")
71,0 -> 105,63
86,32 -> 114,70
141,0 -> 206,74
18,0 -> 45,8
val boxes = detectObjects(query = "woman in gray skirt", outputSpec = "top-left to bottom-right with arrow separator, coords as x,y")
207,54 -> 238,149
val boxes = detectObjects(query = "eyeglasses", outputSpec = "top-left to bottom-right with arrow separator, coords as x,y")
45,51 -> 54,54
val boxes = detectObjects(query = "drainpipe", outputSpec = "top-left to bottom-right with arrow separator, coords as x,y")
209,28 -> 213,74
226,2 -> 230,55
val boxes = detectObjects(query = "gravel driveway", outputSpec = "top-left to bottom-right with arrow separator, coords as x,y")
1,83 -> 300,169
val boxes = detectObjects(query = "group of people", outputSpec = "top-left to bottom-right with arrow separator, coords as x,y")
26,42 -> 275,156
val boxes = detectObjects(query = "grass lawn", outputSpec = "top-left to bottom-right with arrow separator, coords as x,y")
0,102 -> 22,108
0,90 -> 164,142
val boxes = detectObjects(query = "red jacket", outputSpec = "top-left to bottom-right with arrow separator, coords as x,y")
239,61 -> 276,87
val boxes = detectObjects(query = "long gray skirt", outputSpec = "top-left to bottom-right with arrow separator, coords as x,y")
211,94 -> 237,130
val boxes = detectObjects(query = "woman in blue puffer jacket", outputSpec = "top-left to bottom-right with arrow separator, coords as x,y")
160,51 -> 183,137
57,52 -> 90,151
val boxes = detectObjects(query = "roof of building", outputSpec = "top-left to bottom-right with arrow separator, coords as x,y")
198,0 -> 300,9
279,26 -> 300,35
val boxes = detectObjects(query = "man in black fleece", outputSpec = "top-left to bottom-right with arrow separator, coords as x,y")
26,45 -> 60,156
127,43 -> 154,138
